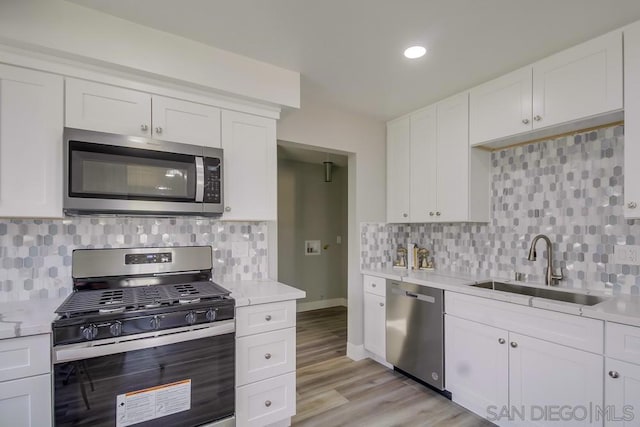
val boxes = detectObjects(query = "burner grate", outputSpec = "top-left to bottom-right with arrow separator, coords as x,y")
55,281 -> 230,318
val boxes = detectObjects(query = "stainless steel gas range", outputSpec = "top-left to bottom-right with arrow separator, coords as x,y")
52,246 -> 235,427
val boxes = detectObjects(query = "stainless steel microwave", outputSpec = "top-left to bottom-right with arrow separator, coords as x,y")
63,128 -> 223,216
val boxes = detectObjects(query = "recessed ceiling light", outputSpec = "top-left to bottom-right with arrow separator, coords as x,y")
404,45 -> 427,59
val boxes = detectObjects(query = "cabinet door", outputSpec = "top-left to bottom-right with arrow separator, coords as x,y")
509,333 -> 603,427
221,110 -> 277,221
236,372 -> 296,427
0,374 -> 52,427
0,64 -> 63,218
469,67 -> 533,145
532,30 -> 622,130
409,107 -> 437,222
386,117 -> 411,222
624,22 -> 640,218
151,96 -> 221,147
65,78 -> 151,136
436,92 -> 469,222
445,315 -> 508,420
363,292 -> 386,359
605,358 -> 640,427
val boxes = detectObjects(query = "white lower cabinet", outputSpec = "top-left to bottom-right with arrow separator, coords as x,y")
605,322 -> 640,426
445,292 -> 604,427
236,301 -> 297,427
0,334 -> 52,427
363,275 -> 386,361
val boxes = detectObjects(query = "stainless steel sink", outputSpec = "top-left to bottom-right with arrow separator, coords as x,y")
470,281 -> 608,306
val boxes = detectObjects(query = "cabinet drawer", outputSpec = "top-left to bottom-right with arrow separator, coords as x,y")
606,322 -> 640,364
236,301 -> 296,337
237,328 -> 295,386
236,372 -> 296,427
363,275 -> 386,297
0,335 -> 50,382
445,292 -> 603,353
0,373 -> 52,427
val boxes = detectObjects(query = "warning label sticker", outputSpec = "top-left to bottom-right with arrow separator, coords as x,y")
116,379 -> 191,427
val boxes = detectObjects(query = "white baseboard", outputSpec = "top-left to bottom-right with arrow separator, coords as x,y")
346,342 -> 366,361
296,298 -> 347,312
366,351 -> 393,369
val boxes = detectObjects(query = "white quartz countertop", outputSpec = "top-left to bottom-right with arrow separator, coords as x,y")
0,297 -> 65,340
0,280 -> 305,341
362,267 -> 640,322
219,280 -> 306,307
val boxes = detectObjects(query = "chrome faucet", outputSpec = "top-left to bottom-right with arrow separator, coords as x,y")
527,234 -> 563,286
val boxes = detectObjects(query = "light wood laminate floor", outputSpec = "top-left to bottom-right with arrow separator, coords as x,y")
293,307 -> 494,427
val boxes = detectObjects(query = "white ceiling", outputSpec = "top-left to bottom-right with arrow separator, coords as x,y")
68,0 -> 640,121
278,142 -> 349,167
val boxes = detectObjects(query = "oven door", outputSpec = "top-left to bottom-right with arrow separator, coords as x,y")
54,322 -> 235,427
63,128 -> 221,216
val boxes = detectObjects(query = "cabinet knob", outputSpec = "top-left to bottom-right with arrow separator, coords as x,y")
534,115 -> 542,122
140,124 -> 149,132
379,302 -> 384,307
609,370 -> 620,379
498,338 -> 506,344
510,341 -> 518,348
225,206 -> 231,212
429,212 -> 434,216
265,353 -> 272,360
265,400 -> 272,407
155,126 -> 163,134
628,201 -> 637,209
436,212 -> 441,216
371,283 -> 376,287
265,314 -> 272,321
522,118 -> 530,125
403,213 -> 408,218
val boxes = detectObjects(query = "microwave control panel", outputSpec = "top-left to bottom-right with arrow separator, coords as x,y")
203,158 -> 222,204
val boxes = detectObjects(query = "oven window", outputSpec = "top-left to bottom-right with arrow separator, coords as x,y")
54,333 -> 234,427
69,141 -> 197,201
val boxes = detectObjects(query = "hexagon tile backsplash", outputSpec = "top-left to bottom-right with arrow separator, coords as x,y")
0,217 -> 268,302
362,124 -> 640,295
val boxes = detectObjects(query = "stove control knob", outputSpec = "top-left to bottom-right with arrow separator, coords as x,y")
150,315 -> 161,330
82,324 -> 98,341
109,321 -> 123,337
185,311 -> 197,325
206,309 -> 217,322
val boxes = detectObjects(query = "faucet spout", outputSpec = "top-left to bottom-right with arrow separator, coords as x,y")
527,234 -> 563,286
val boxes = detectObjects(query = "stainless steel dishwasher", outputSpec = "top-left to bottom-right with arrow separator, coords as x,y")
386,280 -> 444,390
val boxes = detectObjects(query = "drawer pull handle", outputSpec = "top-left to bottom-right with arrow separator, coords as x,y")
265,353 -> 272,360
510,341 -> 518,348
265,400 -> 272,407
265,315 -> 272,321
609,371 -> 620,379
372,283 -> 376,287
498,338 -> 505,344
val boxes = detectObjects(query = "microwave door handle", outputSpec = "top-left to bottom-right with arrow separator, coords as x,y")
195,157 -> 204,202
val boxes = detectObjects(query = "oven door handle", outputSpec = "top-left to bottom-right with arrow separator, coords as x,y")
54,319 -> 234,363
195,156 -> 205,202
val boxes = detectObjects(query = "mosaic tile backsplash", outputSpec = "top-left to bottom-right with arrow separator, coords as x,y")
0,217 -> 268,302
362,124 -> 640,295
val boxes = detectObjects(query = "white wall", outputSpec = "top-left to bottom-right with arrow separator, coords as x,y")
0,0 -> 299,108
277,97 -> 386,353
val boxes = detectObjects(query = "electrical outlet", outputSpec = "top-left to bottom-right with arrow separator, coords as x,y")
336,235 -> 342,244
614,245 -> 640,265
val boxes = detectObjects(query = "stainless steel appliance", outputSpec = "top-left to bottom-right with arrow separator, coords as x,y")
386,280 -> 445,390
64,128 -> 223,216
52,246 -> 235,427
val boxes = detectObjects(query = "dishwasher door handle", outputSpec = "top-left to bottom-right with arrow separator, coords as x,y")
391,286 -> 436,303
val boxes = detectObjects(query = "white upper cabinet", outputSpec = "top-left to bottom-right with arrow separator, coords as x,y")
151,96 -> 221,147
0,64 -> 63,218
624,21 -> 640,218
469,67 -> 533,145
409,106 -> 437,223
469,30 -> 622,147
221,110 -> 277,221
532,30 -> 622,129
386,116 -> 411,222
66,78 -> 151,137
66,79 -> 222,147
